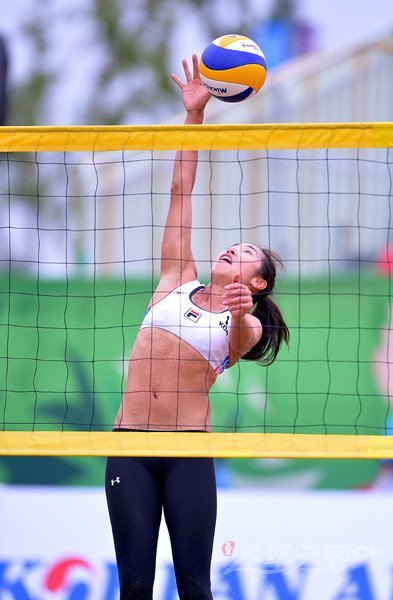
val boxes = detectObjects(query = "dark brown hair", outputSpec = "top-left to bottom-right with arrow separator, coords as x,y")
241,246 -> 289,365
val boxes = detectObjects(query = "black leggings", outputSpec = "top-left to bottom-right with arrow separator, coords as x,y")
105,456 -> 217,600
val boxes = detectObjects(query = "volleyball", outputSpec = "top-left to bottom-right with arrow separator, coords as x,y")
199,34 -> 267,103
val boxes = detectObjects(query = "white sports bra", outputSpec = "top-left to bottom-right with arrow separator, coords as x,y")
140,280 -> 231,377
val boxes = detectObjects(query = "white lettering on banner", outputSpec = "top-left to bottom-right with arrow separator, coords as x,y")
221,543 -> 380,576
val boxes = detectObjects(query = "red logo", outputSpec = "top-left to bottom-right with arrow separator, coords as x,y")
222,540 -> 236,556
44,557 -> 94,591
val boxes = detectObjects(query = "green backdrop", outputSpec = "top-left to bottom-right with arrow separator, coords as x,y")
0,270 -> 390,488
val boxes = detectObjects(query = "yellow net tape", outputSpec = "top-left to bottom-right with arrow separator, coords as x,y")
1,432 -> 393,458
0,122 -> 392,152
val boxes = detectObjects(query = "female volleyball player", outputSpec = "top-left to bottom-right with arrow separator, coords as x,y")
106,55 -> 289,600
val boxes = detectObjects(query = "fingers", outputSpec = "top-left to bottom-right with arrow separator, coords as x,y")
192,54 -> 200,79
222,283 -> 253,316
171,72 -> 184,89
182,58 -> 192,82
225,301 -> 253,319
223,288 -> 251,299
171,55 -> 200,88
224,280 -> 248,295
224,294 -> 253,309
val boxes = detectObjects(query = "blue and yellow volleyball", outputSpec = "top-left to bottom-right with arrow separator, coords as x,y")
199,34 -> 267,103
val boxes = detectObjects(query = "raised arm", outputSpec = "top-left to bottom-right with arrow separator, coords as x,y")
158,55 -> 211,289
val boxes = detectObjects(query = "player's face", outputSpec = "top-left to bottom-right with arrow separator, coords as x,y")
212,243 -> 264,284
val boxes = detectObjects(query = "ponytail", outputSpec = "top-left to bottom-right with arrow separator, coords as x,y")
242,247 -> 289,366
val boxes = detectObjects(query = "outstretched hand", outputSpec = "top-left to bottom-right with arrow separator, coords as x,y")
171,54 -> 211,114
222,274 -> 254,319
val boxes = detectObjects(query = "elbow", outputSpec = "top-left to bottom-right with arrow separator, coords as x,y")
170,181 -> 181,196
171,179 -> 194,197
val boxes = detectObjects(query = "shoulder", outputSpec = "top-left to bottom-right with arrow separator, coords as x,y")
227,313 -> 262,367
247,314 -> 263,349
238,313 -> 263,338
233,313 -> 262,338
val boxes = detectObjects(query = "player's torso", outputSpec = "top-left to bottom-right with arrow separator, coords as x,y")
116,280 -> 231,430
116,328 -> 215,430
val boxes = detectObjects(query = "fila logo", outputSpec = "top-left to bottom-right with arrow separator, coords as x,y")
184,308 -> 202,323
111,477 -> 120,486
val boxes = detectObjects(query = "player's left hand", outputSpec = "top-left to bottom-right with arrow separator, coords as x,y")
222,274 -> 254,319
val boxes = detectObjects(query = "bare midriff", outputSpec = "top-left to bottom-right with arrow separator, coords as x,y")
114,327 -> 217,431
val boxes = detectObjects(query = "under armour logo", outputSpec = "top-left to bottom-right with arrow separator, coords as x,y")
111,477 -> 120,486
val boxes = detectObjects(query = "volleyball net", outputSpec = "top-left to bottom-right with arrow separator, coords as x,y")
0,122 -> 392,458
